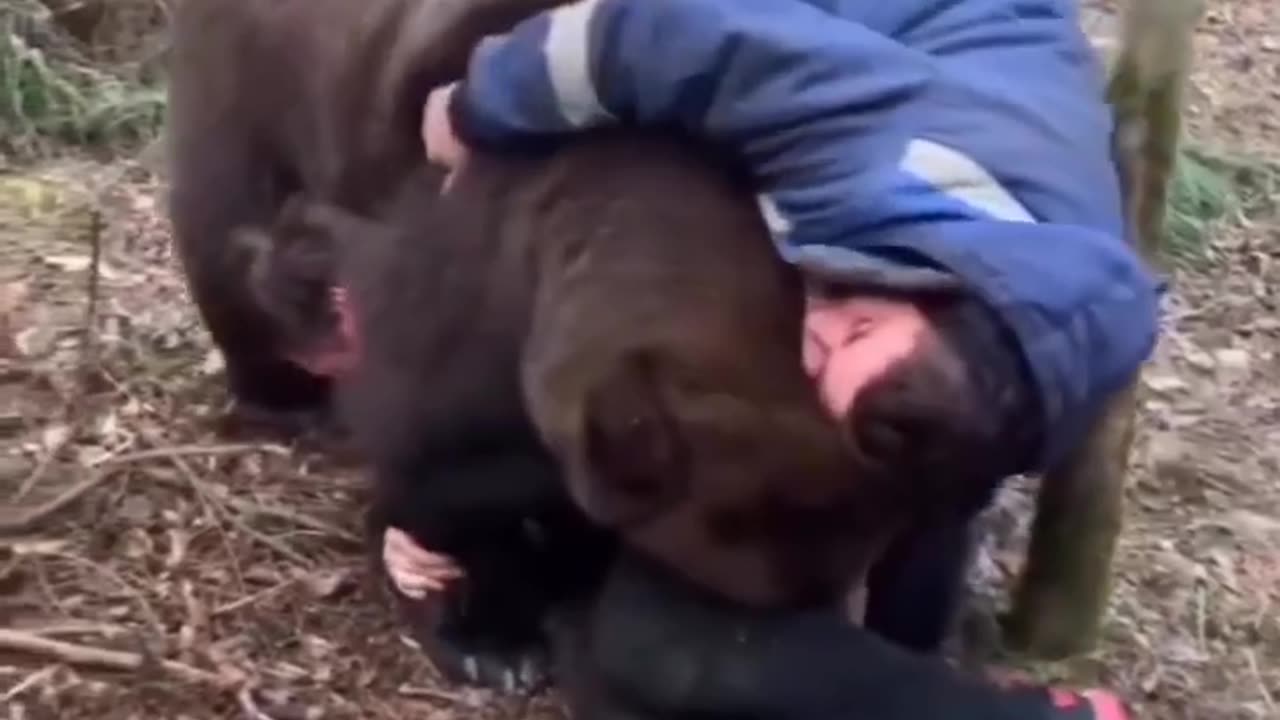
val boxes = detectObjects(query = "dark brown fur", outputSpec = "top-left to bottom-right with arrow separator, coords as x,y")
510,136 -> 901,608
244,132 -> 913,692
166,0 -> 567,422
262,132 -> 907,608
248,128 -> 1043,702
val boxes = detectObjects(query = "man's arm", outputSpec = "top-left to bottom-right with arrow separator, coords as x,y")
449,0 -> 944,253
442,0 -> 1161,468
452,0 -> 932,155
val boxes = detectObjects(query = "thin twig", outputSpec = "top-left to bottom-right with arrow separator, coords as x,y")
1,664 -> 57,703
0,629 -> 235,688
238,686 -> 280,720
0,469 -> 116,535
1195,584 -> 1207,652
12,621 -> 130,639
92,442 -> 290,468
32,561 -> 73,620
152,460 -> 250,592
397,684 -> 472,705
224,497 -> 362,546
49,551 -> 166,639
144,457 -> 350,564
12,447 -> 57,502
211,577 -> 298,618
2,442 -> 289,534
1245,648 -> 1276,711
77,206 -> 103,401
169,454 -> 312,568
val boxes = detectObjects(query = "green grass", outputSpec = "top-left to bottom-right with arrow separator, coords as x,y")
0,0 -> 164,160
1164,143 -> 1279,263
1165,147 -> 1235,261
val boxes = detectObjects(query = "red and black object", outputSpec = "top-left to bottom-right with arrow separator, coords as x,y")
1001,686 -> 1131,720
555,550 -> 1135,720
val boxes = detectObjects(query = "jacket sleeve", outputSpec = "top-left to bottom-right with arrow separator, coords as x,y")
449,0 -> 941,223
445,0 -> 1161,470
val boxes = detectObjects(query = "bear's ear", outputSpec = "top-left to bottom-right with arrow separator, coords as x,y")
231,224 -> 289,331
575,350 -> 691,529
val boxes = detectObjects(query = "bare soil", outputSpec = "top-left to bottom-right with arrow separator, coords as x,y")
2,2 -> 1277,718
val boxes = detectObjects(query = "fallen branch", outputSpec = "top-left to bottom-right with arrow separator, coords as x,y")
0,629 -> 237,688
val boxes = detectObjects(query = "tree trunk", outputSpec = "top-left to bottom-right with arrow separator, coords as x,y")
1003,0 -> 1204,658
1003,386 -> 1136,656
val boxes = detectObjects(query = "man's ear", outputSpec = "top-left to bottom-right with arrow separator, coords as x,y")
574,350 -> 691,529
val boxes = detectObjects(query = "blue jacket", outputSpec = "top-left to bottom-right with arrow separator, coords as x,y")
446,0 -> 1162,470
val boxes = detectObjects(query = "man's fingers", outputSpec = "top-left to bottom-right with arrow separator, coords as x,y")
385,528 -> 462,569
422,83 -> 469,172
386,553 -> 464,585
422,84 -> 469,196
383,528 -> 464,599
386,538 -> 463,571
388,563 -> 456,591
384,542 -> 463,577
385,539 -> 463,577
387,567 -> 436,599
386,553 -> 459,597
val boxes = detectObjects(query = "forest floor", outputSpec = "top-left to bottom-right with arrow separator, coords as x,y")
2,1 -> 1278,719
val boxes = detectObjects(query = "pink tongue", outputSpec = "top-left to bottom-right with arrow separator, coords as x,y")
291,346 -> 358,377
287,285 -> 362,377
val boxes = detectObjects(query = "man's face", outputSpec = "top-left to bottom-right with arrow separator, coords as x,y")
802,295 -> 934,418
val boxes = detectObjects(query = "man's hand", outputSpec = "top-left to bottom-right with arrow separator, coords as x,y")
383,527 -> 464,599
422,83 -> 469,190
802,295 -> 934,419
